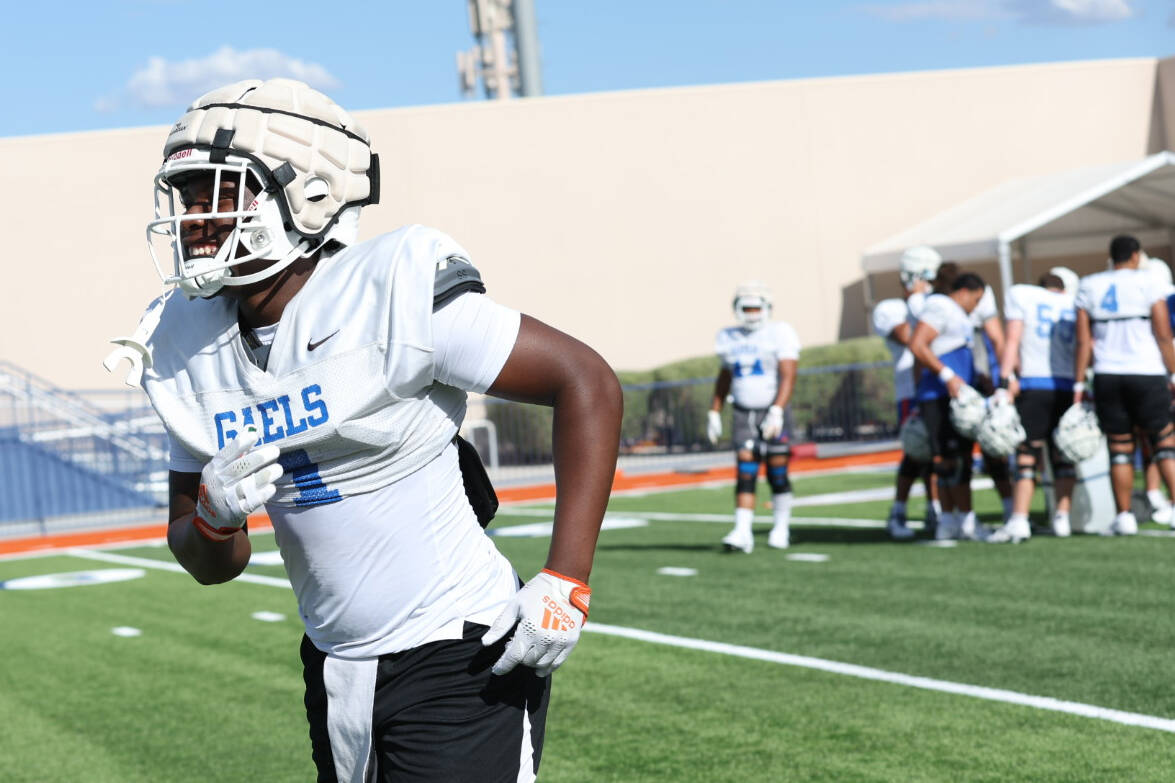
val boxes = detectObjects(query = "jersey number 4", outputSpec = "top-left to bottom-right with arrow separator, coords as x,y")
1100,285 -> 1118,313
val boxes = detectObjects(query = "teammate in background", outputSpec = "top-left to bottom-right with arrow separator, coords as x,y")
933,265 -> 1016,522
1141,255 -> 1175,523
873,245 -> 941,540
105,79 -> 621,782
989,271 -> 1078,543
970,281 -> 1015,522
707,281 -> 800,553
907,274 -> 990,540
1074,235 -> 1175,535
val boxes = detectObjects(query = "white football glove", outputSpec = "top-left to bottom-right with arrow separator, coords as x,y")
482,569 -> 592,677
706,410 -> 723,445
193,428 -> 283,542
760,405 -> 785,440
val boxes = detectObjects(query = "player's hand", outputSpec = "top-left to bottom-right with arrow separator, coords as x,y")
482,569 -> 591,677
1005,377 -> 1020,399
706,410 -> 723,444
193,428 -> 283,542
946,376 -> 964,398
760,405 -> 785,440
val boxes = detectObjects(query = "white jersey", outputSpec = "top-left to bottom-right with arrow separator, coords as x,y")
1003,285 -> 1076,388
134,224 -> 523,658
914,293 -> 975,400
1076,267 -> 1166,376
871,298 -> 915,402
970,285 -> 998,328
714,321 -> 801,410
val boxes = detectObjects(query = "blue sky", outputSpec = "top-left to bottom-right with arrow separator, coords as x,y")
3,0 -> 1172,137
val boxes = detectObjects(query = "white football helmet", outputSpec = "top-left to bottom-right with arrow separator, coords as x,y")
976,396 -> 1026,457
1054,403 -> 1104,463
147,78 -> 380,298
899,413 -> 932,462
898,246 -> 942,291
949,385 -> 986,439
1048,266 -> 1079,298
1142,254 -> 1173,292
733,281 -> 772,330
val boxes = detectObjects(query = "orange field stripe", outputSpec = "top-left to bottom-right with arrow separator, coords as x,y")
2,449 -> 900,556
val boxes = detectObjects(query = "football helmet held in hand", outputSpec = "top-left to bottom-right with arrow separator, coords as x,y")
1054,403 -> 1103,463
976,396 -> 1026,457
949,384 -> 986,439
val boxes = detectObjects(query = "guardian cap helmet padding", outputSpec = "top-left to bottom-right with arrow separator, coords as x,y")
147,78 -> 380,298
898,245 -> 942,291
732,281 -> 772,330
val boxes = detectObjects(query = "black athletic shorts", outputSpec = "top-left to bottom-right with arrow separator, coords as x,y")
919,396 -> 972,459
730,404 -> 790,457
302,622 -> 550,783
1092,374 -> 1171,436
1015,389 -> 1072,444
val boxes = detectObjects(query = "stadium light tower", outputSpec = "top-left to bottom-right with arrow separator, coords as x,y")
457,0 -> 544,100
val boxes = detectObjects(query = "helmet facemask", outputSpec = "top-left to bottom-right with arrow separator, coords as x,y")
147,151 -> 315,299
732,281 -> 773,330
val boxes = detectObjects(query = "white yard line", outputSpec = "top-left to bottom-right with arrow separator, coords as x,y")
48,545 -> 1175,734
583,623 -> 1175,733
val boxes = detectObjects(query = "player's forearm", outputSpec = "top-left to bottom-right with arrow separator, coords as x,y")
167,513 -> 251,585
546,359 -> 623,583
774,369 -> 796,408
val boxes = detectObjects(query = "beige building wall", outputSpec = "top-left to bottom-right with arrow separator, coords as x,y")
1,56 -> 1168,390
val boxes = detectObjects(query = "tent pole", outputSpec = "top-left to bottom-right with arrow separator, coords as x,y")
1018,238 -> 1030,282
998,241 -> 1013,298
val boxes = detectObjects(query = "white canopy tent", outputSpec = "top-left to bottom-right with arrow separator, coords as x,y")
861,151 -> 1175,303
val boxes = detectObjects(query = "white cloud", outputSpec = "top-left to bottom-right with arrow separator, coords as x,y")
97,46 -> 341,112
1007,0 -> 1135,22
862,0 -> 1136,23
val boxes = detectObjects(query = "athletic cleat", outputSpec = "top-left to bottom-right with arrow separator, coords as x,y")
1152,504 -> 1173,525
722,527 -> 754,553
886,512 -> 915,541
1051,515 -> 1071,538
767,524 -> 790,550
923,507 -> 939,539
960,511 -> 990,542
987,517 -> 1031,544
1101,512 -> 1138,536
935,512 -> 960,541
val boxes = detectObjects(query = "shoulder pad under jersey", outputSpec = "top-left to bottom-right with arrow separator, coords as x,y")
433,254 -> 486,310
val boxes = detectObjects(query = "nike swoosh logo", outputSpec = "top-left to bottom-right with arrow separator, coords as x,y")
307,330 -> 339,351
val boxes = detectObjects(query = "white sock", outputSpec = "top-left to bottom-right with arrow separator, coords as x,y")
931,499 -> 943,516
1053,510 -> 1070,525
773,493 -> 793,529
734,507 -> 754,534
961,510 -> 977,531
1148,489 -> 1169,508
892,500 -> 907,516
1116,510 -> 1136,523
1008,512 -> 1029,526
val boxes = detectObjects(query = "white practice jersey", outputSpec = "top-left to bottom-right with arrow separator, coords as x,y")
1003,285 -> 1076,388
872,298 -> 915,402
914,293 -> 976,400
715,321 -> 801,410
969,285 -> 998,328
132,224 -> 523,658
1076,267 -> 1166,376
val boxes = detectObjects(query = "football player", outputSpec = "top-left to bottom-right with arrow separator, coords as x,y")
105,79 -> 622,783
1074,235 -> 1175,535
1140,255 -> 1175,523
988,271 -> 1078,543
707,281 -> 800,553
907,274 -> 990,540
873,245 -> 941,540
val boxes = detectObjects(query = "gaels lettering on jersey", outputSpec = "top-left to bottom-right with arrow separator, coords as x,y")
213,384 -> 330,449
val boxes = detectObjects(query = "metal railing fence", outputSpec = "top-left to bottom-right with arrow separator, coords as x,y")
0,361 -> 894,529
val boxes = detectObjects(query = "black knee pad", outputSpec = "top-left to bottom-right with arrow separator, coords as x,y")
1110,451 -> 1134,466
1154,448 -> 1175,465
934,458 -> 965,489
1052,463 -> 1077,479
766,464 -> 791,495
898,454 -> 923,479
736,460 -> 759,494
1015,442 -> 1043,482
763,440 -> 791,458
